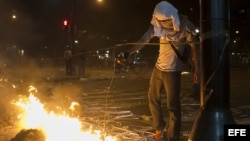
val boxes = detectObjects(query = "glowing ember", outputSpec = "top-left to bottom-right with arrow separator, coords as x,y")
12,85 -> 116,141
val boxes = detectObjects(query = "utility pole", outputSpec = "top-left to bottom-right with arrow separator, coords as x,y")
188,0 -> 235,140
71,0 -> 76,54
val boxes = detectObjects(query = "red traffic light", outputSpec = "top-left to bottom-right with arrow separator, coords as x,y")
63,19 -> 69,26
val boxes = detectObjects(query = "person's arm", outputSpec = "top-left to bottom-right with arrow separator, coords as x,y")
128,25 -> 154,56
189,37 -> 199,84
185,17 -> 199,83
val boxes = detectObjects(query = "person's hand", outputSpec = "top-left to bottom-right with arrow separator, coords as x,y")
193,71 -> 199,84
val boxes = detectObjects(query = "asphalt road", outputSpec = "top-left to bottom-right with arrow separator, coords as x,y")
42,66 -> 250,140
53,67 -> 200,140
0,65 -> 249,140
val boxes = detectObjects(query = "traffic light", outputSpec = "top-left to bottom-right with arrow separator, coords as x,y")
63,19 -> 69,26
62,19 -> 71,32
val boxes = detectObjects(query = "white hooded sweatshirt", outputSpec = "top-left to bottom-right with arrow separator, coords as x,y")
129,1 -> 197,72
150,1 -> 196,72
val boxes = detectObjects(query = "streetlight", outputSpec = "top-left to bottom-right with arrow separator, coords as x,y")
12,14 -> 17,20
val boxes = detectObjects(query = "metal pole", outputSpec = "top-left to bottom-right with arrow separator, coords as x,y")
71,0 -> 76,54
200,0 -> 230,108
188,0 -> 235,140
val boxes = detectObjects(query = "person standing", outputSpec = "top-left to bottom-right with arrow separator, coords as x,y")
78,52 -> 86,76
128,1 -> 199,141
64,47 -> 73,75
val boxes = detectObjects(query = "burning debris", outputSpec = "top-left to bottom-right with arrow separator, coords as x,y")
10,85 -> 117,141
5,84 -> 157,141
0,75 -> 158,141
10,129 -> 45,141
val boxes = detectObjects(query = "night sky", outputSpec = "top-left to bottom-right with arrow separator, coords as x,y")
0,0 -> 249,57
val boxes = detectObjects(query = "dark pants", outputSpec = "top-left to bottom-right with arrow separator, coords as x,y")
148,67 -> 181,141
65,59 -> 73,75
78,60 -> 85,76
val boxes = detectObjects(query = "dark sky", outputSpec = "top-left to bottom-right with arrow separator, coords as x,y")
0,0 -> 249,57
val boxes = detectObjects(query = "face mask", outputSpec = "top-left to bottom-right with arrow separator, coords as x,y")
158,19 -> 173,29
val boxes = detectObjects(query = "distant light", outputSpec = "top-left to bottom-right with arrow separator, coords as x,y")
74,40 -> 78,44
195,29 -> 200,33
181,71 -> 190,75
238,9 -> 246,14
12,14 -> 17,19
63,19 -> 69,26
19,49 -> 25,56
235,30 -> 239,34
97,0 -> 103,3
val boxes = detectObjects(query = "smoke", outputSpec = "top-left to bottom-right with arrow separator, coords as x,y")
0,40 -> 77,125
45,82 -> 82,115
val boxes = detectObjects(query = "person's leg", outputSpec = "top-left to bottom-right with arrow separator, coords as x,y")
192,83 -> 200,101
82,61 -> 85,76
68,59 -> 73,75
163,72 -> 181,141
148,68 -> 166,131
65,61 -> 70,75
78,60 -> 83,75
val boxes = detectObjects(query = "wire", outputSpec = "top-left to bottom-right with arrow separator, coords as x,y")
56,41 -> 201,60
202,31 -> 230,97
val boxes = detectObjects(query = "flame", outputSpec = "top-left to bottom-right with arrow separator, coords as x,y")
12,85 -> 116,141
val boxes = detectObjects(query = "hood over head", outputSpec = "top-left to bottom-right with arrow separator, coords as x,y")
151,1 -> 180,37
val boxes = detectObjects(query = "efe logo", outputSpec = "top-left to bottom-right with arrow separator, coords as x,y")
228,129 -> 246,136
224,124 -> 250,140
